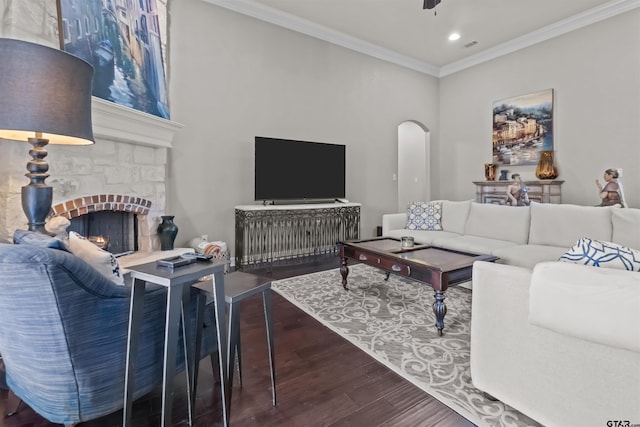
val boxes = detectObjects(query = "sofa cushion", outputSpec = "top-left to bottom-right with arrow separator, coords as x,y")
384,200 -> 472,234
529,261 -> 640,353
612,208 -> 640,250
528,202 -> 612,247
405,201 -> 442,231
67,231 -> 124,285
559,237 -> 640,272
386,228 -> 461,245
492,244 -> 568,270
464,202 -> 530,244
382,213 -> 408,235
441,200 -> 472,234
432,235 -> 519,255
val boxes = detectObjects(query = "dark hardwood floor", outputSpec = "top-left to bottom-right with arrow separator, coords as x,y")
0,256 -> 475,427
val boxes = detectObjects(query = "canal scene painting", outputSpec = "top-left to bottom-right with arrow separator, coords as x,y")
58,0 -> 169,119
492,89 -> 553,166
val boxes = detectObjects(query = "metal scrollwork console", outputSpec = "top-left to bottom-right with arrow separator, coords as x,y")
235,203 -> 361,270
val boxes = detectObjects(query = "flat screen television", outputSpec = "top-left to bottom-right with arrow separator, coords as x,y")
255,136 -> 346,202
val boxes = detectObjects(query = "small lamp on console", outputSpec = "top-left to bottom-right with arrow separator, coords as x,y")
0,38 -> 94,232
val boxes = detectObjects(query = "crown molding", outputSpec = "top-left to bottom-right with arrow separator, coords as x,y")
201,0 -> 440,77
203,0 -> 640,78
91,97 -> 183,148
439,0 -> 640,77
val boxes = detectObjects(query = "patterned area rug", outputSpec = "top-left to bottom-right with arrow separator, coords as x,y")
272,264 -> 540,427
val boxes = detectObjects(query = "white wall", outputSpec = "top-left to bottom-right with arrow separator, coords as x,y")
168,1 -> 440,253
438,9 -> 640,208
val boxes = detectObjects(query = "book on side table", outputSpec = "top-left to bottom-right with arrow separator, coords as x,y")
156,252 -> 214,268
156,256 -> 196,269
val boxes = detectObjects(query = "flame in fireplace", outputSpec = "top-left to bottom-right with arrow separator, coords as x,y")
88,235 -> 108,250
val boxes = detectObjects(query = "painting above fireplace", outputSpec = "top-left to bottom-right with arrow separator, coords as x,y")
57,0 -> 170,119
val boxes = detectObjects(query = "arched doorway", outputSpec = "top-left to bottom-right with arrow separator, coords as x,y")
397,121 -> 430,211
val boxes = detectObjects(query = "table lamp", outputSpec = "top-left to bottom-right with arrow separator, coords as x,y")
0,38 -> 94,232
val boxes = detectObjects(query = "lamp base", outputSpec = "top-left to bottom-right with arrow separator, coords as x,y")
22,185 -> 52,232
22,137 -> 52,233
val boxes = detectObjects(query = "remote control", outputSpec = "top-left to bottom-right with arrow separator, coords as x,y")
156,256 -> 196,268
181,252 -> 214,260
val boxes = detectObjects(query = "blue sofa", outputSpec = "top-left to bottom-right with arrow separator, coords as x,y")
0,242 -> 217,425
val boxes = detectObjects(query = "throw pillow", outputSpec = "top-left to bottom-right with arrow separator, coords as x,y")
13,229 -> 68,251
45,216 -> 71,238
405,201 -> 443,231
67,231 -> 125,285
559,237 -> 640,272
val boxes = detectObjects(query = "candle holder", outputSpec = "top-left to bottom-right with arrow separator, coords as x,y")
484,163 -> 497,181
401,236 -> 415,248
535,150 -> 559,179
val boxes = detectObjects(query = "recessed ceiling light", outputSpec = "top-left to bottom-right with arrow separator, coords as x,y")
448,32 -> 461,41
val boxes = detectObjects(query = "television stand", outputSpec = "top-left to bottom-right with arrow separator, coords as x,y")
262,199 -> 338,206
235,203 -> 361,270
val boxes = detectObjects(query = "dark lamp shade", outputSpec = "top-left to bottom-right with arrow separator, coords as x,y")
0,38 -> 95,145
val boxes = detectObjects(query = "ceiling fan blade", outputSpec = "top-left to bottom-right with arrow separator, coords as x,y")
423,0 -> 441,9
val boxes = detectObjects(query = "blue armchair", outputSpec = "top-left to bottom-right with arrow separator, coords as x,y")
0,242 -> 217,426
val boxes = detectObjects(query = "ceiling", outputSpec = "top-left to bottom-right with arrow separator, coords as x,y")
204,0 -> 640,76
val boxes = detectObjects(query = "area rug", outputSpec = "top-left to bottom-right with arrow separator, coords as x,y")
271,264 -> 540,427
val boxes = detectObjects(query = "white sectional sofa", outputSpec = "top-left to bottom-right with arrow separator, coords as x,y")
382,200 -> 640,427
383,200 -> 640,269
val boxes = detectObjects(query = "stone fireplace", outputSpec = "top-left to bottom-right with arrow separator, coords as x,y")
0,3 -> 181,248
0,97 -> 182,250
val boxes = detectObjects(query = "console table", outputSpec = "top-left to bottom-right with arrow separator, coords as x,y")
235,203 -> 361,269
473,180 -> 563,204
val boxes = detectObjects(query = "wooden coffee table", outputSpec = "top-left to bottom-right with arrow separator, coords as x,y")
338,237 -> 498,335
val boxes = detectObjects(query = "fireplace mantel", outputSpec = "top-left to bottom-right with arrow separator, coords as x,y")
92,97 -> 183,148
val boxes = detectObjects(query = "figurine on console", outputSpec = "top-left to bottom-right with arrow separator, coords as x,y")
595,168 -> 626,207
505,173 -> 530,206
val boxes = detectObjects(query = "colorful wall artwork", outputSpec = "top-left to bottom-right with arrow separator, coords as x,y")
58,0 -> 169,119
492,89 -> 553,166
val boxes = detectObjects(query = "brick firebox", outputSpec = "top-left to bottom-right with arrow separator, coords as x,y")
50,194 -> 156,252
50,195 -> 152,219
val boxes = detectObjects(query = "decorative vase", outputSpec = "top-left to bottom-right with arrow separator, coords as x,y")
499,170 -> 509,181
484,163 -> 497,181
535,150 -> 559,180
157,215 -> 178,250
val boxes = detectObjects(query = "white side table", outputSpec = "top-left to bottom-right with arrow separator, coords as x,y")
123,259 -> 228,427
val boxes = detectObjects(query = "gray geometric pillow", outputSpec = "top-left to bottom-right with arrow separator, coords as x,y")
405,201 -> 443,231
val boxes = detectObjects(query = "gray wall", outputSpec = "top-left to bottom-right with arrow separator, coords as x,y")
437,9 -> 640,207
168,1 -> 440,252
3,1 -> 637,255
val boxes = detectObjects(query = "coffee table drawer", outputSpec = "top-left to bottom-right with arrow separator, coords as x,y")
353,250 -> 411,277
